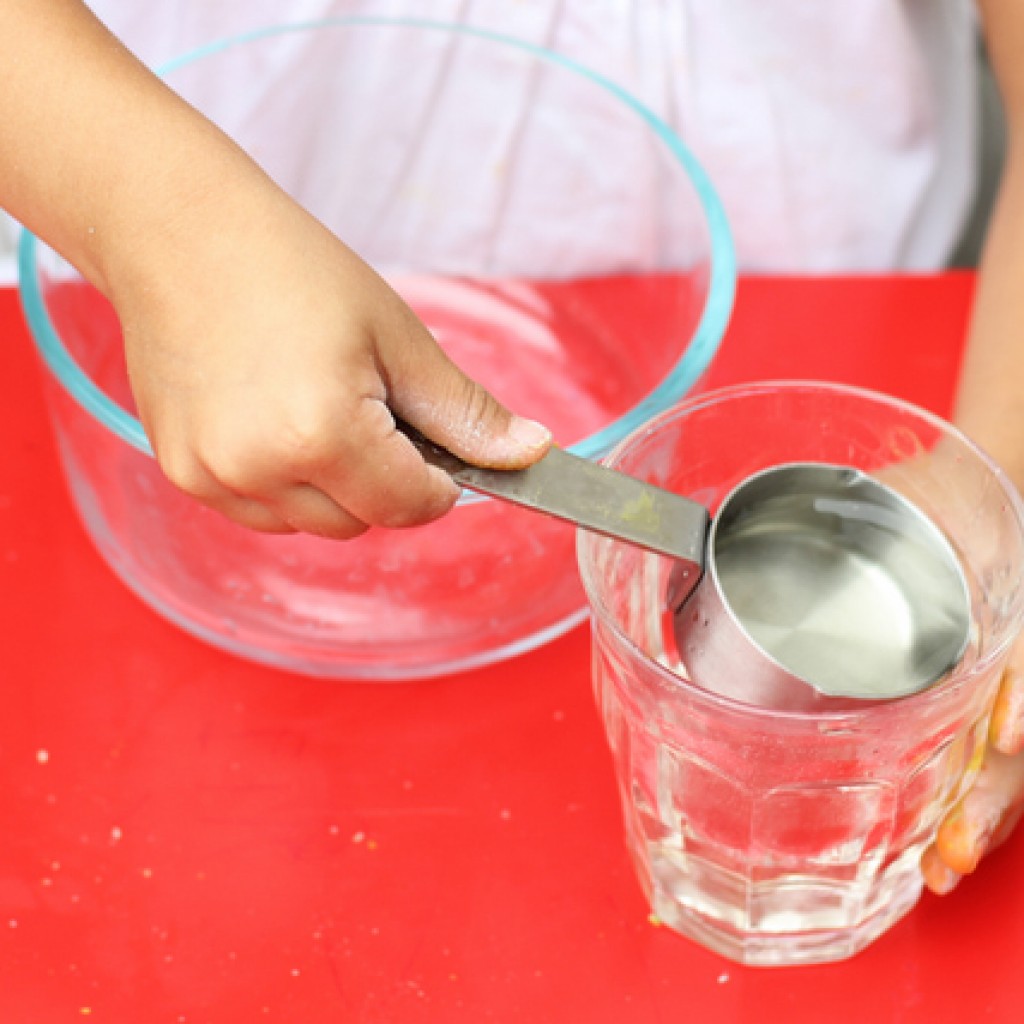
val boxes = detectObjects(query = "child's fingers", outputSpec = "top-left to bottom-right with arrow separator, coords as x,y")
205,495 -> 298,535
151,445 -> 297,534
990,658 -> 1024,755
921,844 -> 961,895
153,385 -> 461,534
269,484 -> 369,540
932,747 -> 1024,877
307,397 -> 462,530
922,656 -> 1024,894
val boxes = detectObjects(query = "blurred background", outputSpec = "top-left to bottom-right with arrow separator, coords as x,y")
0,1 -> 1005,280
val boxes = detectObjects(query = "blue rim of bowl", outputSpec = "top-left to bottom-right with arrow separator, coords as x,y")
18,15 -> 736,470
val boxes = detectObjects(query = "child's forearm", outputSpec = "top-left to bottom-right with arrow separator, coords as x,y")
954,159 -> 1024,485
0,0 -> 273,298
953,0 -> 1024,485
1,1 -> 550,539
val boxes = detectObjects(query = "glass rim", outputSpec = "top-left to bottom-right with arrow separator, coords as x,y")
577,378 -> 1024,722
17,14 -> 737,483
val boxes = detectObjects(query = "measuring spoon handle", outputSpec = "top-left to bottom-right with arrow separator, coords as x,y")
398,419 -> 709,567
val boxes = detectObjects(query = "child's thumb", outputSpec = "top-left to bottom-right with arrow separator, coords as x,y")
388,337 -> 552,471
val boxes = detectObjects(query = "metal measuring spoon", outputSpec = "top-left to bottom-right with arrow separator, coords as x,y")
668,463 -> 972,709
401,423 -> 971,707
400,421 -> 709,564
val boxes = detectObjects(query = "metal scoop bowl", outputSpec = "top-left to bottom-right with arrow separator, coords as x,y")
402,423 -> 971,708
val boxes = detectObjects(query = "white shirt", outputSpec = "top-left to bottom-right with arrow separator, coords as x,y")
4,1 -> 980,277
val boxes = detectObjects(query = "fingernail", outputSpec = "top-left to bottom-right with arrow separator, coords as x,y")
427,465 -> 463,503
966,817 -> 998,872
990,669 -> 1024,754
938,806 -> 997,874
926,861 -> 962,896
508,416 -> 552,454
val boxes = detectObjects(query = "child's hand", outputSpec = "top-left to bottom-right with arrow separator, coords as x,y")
0,0 -> 551,541
921,644 -> 1024,893
111,177 -> 551,539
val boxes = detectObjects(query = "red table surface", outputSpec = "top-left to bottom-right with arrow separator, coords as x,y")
2,274 -> 1021,1024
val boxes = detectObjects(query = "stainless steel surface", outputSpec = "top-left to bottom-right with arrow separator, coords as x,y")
673,464 -> 972,708
403,418 -> 971,706
400,421 -> 710,565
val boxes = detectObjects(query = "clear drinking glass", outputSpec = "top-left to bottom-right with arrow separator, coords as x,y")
577,381 -> 1024,965
18,18 -> 734,679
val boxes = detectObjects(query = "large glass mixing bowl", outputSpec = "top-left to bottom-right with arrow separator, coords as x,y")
19,18 -> 735,678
